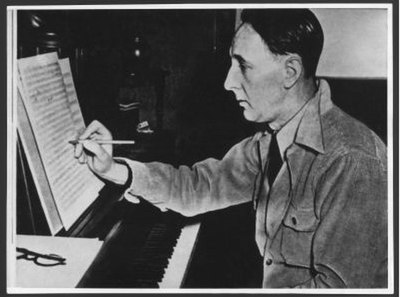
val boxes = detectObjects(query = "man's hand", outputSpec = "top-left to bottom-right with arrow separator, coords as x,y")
74,120 -> 128,185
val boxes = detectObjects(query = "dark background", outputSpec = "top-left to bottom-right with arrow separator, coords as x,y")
16,9 -> 387,288
16,9 -> 387,157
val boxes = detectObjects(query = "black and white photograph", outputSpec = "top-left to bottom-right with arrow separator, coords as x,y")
6,2 -> 396,293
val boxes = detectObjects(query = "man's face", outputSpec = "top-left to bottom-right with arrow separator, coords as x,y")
224,23 -> 286,125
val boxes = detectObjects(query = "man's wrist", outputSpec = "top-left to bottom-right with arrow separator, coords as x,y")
107,161 -> 130,186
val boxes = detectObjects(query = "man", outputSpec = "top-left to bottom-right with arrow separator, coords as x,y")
74,9 -> 387,288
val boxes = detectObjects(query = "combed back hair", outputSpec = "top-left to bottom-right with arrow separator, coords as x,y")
241,9 -> 324,79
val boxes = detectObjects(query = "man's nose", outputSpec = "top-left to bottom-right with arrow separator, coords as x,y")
224,66 -> 236,91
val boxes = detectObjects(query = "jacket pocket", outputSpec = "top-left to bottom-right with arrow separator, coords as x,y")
280,207 -> 319,267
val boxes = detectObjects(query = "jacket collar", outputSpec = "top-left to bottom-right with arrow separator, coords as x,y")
293,79 -> 333,155
253,79 -> 333,155
263,80 -> 334,243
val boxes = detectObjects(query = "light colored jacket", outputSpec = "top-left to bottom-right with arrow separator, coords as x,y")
122,80 -> 387,288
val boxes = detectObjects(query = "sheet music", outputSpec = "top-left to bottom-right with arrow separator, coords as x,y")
17,88 -> 63,235
17,53 -> 103,230
58,58 -> 86,131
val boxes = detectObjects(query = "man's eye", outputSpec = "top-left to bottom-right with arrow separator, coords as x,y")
239,63 -> 247,72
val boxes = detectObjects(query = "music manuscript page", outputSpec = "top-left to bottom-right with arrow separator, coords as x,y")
59,58 -> 86,131
18,53 -> 103,230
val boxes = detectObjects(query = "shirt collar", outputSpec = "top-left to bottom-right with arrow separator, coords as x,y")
253,79 -> 333,155
293,79 -> 333,154
268,79 -> 333,156
276,101 -> 309,159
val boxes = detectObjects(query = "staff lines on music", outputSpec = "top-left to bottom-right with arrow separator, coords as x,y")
33,115 -> 73,143
25,73 -> 61,90
27,82 -> 67,103
21,63 -> 60,82
31,104 -> 70,128
54,169 -> 94,210
17,52 -> 104,230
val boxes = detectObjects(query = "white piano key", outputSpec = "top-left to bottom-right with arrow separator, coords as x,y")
159,221 -> 201,288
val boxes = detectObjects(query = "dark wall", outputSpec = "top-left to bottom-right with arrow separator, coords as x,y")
17,10 -> 387,163
327,78 -> 387,143
17,9 -> 238,138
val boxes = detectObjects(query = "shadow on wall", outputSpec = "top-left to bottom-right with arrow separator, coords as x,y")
175,51 -> 254,166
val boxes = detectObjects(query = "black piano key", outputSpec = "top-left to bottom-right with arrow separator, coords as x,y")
79,200 -> 186,288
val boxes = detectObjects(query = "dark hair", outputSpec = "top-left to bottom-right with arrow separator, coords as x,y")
241,9 -> 324,78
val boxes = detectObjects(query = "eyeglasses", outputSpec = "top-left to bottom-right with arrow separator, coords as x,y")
16,247 -> 66,267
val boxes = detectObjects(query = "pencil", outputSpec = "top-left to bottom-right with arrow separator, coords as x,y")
68,140 -> 135,145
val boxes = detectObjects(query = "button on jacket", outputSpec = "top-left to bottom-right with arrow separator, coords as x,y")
122,80 -> 387,288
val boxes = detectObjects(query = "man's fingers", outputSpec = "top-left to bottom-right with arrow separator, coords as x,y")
87,155 -> 94,169
78,152 -> 87,164
81,140 -> 108,161
74,121 -> 113,158
74,142 -> 83,159
79,120 -> 111,141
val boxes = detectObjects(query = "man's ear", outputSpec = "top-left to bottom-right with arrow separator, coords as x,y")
283,55 -> 303,89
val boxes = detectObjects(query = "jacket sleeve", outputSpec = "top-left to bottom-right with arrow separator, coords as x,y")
295,153 -> 388,288
120,136 -> 260,217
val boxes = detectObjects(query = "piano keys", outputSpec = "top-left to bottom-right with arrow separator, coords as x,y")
76,199 -> 200,288
160,221 -> 200,288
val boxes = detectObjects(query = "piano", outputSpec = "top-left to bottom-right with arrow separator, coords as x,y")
73,196 -> 201,288
16,129 -> 201,288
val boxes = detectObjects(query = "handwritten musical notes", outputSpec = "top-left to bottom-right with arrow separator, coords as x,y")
17,87 -> 64,235
17,53 -> 103,230
59,58 -> 86,132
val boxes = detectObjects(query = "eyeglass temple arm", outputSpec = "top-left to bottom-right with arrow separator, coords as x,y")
16,247 -> 66,262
